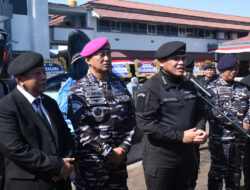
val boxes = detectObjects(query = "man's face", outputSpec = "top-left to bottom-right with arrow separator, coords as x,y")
18,67 -> 47,97
220,66 -> 239,82
184,68 -> 194,76
159,55 -> 185,77
86,49 -> 112,75
205,68 -> 216,79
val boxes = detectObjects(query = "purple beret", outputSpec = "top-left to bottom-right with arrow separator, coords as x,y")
217,55 -> 238,71
81,37 -> 110,57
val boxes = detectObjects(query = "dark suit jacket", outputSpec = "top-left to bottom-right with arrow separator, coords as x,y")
0,88 -> 74,190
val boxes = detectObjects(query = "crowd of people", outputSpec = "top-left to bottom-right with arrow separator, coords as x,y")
0,37 -> 249,190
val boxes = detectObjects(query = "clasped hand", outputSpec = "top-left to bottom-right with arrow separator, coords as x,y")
109,147 -> 126,165
183,128 -> 207,144
52,157 -> 75,182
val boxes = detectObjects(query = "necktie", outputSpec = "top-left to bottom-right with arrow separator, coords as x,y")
33,98 -> 58,147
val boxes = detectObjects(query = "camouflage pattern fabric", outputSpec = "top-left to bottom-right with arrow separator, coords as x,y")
67,71 -> 135,190
207,77 -> 250,190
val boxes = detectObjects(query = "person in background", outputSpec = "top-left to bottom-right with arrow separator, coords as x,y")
67,37 -> 136,190
184,55 -> 195,78
136,41 -> 207,190
183,55 -> 203,189
207,55 -> 249,190
198,63 -> 217,87
0,51 -> 74,190
240,73 -> 250,90
240,73 -> 250,190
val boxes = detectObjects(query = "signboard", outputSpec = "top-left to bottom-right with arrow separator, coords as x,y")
135,59 -> 159,78
112,60 -> 133,78
44,57 -> 66,79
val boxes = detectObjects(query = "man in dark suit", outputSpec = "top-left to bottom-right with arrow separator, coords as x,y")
0,51 -> 74,190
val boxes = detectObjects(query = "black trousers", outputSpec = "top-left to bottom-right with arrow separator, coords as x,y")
144,164 -> 196,190
243,140 -> 250,190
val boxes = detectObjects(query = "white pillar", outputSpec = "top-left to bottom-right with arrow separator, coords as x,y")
28,0 -> 50,58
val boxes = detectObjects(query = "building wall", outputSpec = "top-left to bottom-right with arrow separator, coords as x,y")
11,14 -> 31,51
95,31 -> 225,52
11,0 -> 50,57
52,27 -> 94,41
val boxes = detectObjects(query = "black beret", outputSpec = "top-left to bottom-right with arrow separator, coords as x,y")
8,51 -> 44,75
217,55 -> 238,71
203,63 -> 216,70
185,55 -> 194,69
155,41 -> 186,59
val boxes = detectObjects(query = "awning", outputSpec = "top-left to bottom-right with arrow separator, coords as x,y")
208,32 -> 250,53
208,45 -> 250,53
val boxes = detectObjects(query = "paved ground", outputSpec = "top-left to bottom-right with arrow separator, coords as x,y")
127,142 -> 245,190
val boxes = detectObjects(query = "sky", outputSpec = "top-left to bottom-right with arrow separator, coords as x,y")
48,0 -> 250,18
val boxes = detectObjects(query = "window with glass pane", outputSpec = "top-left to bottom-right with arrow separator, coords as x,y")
121,22 -> 132,32
198,29 -> 204,37
193,28 -> 198,37
205,30 -> 211,38
132,23 -> 138,33
148,24 -> 156,34
186,28 -> 194,37
170,26 -> 178,36
179,27 -> 186,36
9,0 -> 27,15
237,32 -> 248,38
212,30 -> 217,39
80,15 -> 86,27
111,21 -> 121,32
98,20 -> 111,32
165,26 -> 170,35
138,23 -> 147,34
226,31 -> 232,39
187,28 -> 194,37
157,25 -> 164,35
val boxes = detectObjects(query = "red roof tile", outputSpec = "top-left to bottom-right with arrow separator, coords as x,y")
223,32 -> 250,44
87,0 -> 250,23
49,15 -> 66,26
93,8 -> 250,31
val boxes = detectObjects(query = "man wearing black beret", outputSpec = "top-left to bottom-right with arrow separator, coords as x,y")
198,63 -> 217,87
184,55 -> 195,78
0,51 -> 74,190
206,54 -> 250,189
136,41 -> 207,190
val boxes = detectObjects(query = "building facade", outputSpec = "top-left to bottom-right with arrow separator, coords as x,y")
1,0 -> 250,76
49,0 -> 250,64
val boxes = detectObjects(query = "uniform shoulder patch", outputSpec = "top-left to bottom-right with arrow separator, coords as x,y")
137,93 -> 146,98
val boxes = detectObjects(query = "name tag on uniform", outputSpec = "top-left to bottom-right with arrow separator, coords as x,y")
163,97 -> 178,102
85,90 -> 104,98
88,97 -> 106,105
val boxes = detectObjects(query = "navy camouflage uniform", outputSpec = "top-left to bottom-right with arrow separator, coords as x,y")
207,77 -> 250,190
67,71 -> 136,190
